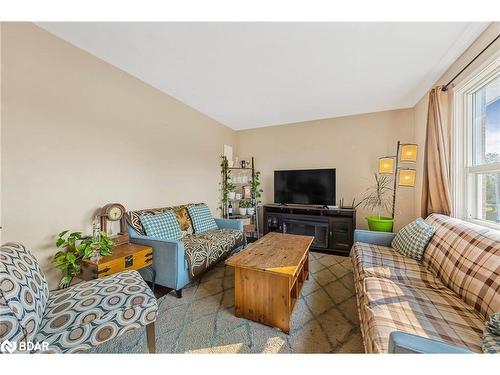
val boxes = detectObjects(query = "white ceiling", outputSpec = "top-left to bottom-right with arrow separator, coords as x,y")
37,22 -> 489,130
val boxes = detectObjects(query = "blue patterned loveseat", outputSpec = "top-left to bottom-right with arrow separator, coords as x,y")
0,242 -> 158,353
126,203 -> 245,296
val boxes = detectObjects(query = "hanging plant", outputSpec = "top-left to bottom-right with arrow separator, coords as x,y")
219,155 -> 236,215
250,170 -> 263,206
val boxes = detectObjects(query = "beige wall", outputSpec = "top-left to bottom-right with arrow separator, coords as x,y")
413,22 -> 500,217
1,23 -> 236,288
236,109 -> 416,231
2,22 -> 498,289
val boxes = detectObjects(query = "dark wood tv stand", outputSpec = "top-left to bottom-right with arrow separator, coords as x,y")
263,204 -> 356,256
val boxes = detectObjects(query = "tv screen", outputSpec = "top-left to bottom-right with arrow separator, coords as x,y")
274,169 -> 336,206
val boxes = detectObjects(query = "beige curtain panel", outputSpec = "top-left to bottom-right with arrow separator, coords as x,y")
421,87 -> 452,217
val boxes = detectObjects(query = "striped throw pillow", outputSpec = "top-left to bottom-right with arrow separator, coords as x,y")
187,204 -> 218,233
140,210 -> 181,240
391,218 -> 435,261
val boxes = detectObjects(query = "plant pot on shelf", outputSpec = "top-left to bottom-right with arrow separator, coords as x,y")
366,216 -> 394,232
239,207 -> 247,215
228,192 -> 236,200
247,207 -> 255,215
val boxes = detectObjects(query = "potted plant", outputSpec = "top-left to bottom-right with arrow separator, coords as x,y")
239,200 -> 250,215
356,173 -> 394,232
247,203 -> 255,216
52,230 -> 115,288
219,155 -> 236,215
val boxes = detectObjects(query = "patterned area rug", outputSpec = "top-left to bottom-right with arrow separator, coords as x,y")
89,252 -> 364,353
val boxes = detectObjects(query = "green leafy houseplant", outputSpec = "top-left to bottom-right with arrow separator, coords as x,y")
356,173 -> 394,232
52,230 -> 115,288
219,155 -> 236,214
250,171 -> 263,205
239,199 -> 252,208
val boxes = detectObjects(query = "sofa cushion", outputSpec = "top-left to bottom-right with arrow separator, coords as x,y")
127,205 -> 195,237
482,312 -> 500,353
362,276 -> 485,353
171,205 -> 194,234
187,204 -> 218,233
34,270 -> 157,353
391,218 -> 435,261
140,210 -> 181,241
423,214 -> 500,319
127,207 -> 169,236
0,242 -> 50,343
351,242 -> 446,290
183,229 -> 244,278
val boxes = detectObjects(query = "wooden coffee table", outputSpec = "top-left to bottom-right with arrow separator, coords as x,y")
225,232 -> 313,333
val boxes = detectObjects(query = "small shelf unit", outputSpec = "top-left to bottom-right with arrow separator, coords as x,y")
221,156 -> 259,239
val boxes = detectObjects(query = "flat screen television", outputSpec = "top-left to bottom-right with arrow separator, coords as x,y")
274,168 -> 336,206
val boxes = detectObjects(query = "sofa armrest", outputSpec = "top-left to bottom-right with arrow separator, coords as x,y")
128,230 -> 186,289
388,332 -> 473,354
354,229 -> 396,246
214,218 -> 244,231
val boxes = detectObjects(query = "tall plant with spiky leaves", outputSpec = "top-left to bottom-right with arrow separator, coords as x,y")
357,173 -> 393,218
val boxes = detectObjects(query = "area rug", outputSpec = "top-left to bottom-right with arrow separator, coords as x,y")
89,252 -> 364,353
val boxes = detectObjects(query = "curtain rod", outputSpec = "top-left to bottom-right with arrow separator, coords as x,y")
441,33 -> 500,92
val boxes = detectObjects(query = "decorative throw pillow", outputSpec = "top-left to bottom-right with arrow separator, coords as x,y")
171,205 -> 194,236
391,218 -> 435,261
187,203 -> 218,233
482,312 -> 500,353
127,207 -> 169,235
140,210 -> 181,240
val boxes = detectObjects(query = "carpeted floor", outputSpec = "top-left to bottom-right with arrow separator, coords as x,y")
89,251 -> 364,353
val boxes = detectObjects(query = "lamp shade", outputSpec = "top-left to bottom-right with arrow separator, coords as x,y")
378,157 -> 394,174
400,144 -> 418,162
399,169 -> 416,187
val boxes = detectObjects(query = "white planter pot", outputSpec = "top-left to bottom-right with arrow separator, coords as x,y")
247,207 -> 255,215
239,208 -> 247,215
228,192 -> 236,200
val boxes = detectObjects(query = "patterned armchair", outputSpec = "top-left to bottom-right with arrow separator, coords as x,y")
0,242 -> 158,353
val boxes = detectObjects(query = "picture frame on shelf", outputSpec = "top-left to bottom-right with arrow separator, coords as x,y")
243,186 -> 251,198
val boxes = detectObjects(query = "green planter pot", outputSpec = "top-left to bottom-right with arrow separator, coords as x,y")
366,216 -> 394,232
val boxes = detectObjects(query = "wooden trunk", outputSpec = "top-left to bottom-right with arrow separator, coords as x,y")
80,243 -> 153,280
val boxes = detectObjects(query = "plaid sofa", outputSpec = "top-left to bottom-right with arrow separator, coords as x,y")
351,214 -> 499,353
126,203 -> 244,294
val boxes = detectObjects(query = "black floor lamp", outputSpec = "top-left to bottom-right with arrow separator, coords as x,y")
378,141 -> 418,219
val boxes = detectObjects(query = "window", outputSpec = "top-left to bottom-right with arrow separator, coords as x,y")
453,55 -> 500,229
